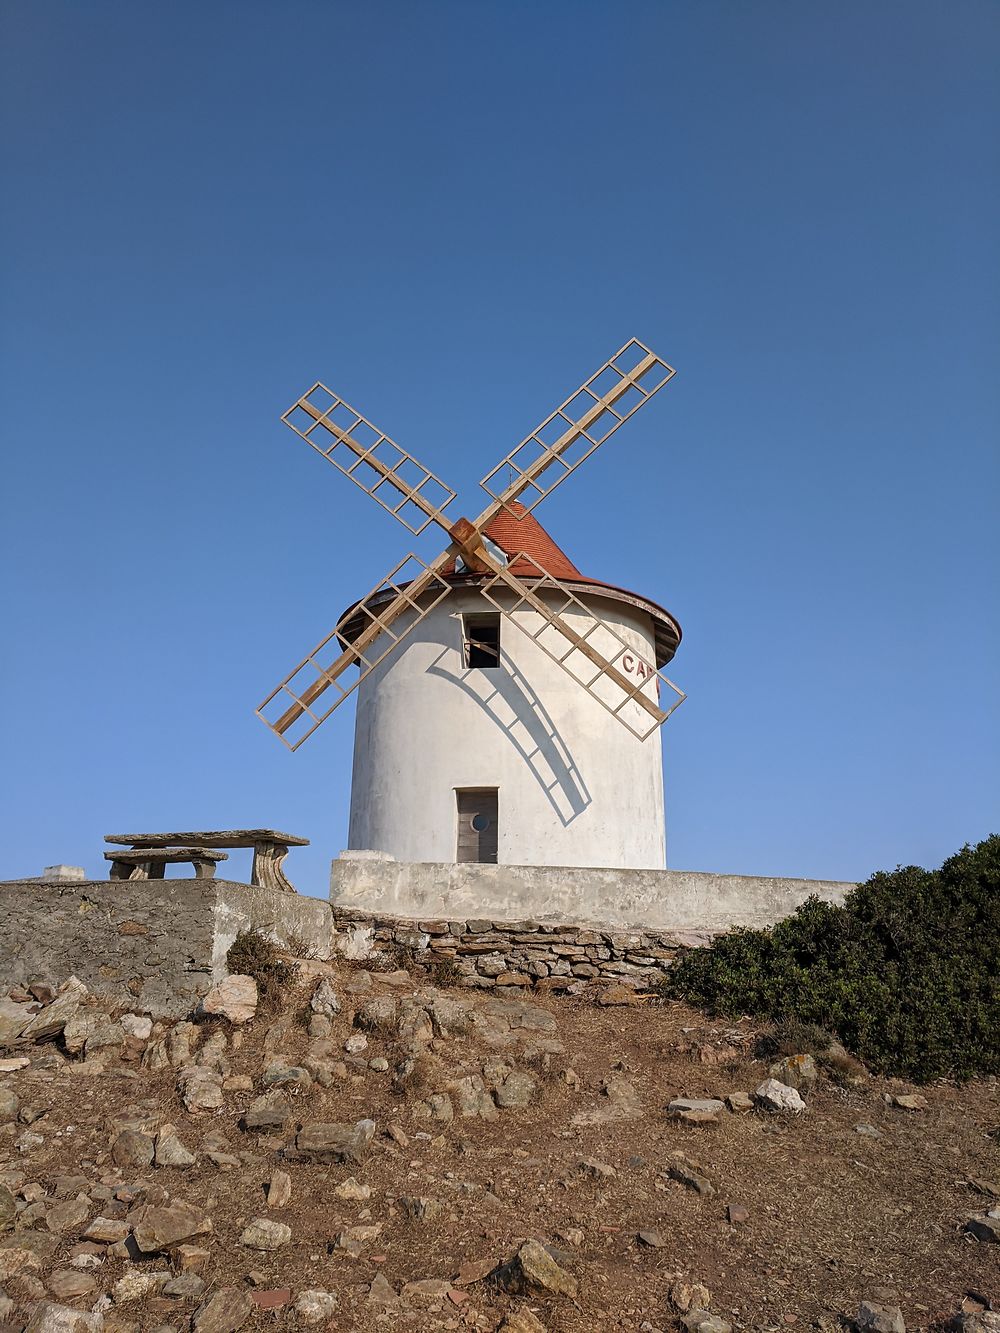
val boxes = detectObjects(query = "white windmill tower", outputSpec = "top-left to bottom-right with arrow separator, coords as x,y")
259,340 -> 685,870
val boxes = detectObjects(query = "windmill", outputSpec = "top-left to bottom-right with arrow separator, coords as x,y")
260,338 -> 684,731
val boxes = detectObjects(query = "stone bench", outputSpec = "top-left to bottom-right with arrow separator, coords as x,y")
104,829 -> 309,894
104,847 -> 229,881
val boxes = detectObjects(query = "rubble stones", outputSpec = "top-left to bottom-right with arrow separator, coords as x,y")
120,1013 -> 152,1040
0,1246 -> 44,1281
23,1302 -> 103,1333
154,1124 -> 197,1167
856,1299 -> 907,1333
296,1118 -> 376,1164
0,1184 -> 16,1232
294,1290 -> 339,1324
452,1075 -> 499,1120
769,1053 -> 819,1090
668,1152 -> 716,1196
580,1158 -> 617,1181
355,995 -> 397,1031
680,1314 -> 732,1333
243,1090 -> 291,1131
83,1218 -> 129,1243
310,978 -> 341,1016
668,1097 -> 726,1124
400,1196 -> 443,1221
671,1280 -> 713,1313
192,1287 -> 255,1333
200,975 -> 258,1024
240,1218 -> 292,1250
62,1011 -> 122,1057
111,1129 -> 154,1169
965,1215 -> 1000,1242
47,1268 -> 98,1301
18,978 -> 87,1042
177,1066 -> 224,1113
333,1177 -> 371,1201
45,1199 -> 89,1234
754,1078 -> 806,1114
133,1200 -> 213,1253
499,1310 -> 548,1333
335,907 -> 697,990
495,1070 -> 538,1108
491,1239 -> 578,1299
891,1094 -> 929,1112
266,1168 -> 292,1208
0,999 -> 32,1044
113,1270 -> 169,1303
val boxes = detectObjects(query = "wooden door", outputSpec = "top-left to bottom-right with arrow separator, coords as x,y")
456,789 -> 498,864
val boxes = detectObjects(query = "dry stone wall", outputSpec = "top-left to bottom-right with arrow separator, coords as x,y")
332,906 -> 717,991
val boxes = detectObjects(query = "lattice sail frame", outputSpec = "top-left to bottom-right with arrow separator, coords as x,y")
478,555 -> 686,741
480,339 -> 675,514
257,554 -> 452,750
283,386 -> 458,536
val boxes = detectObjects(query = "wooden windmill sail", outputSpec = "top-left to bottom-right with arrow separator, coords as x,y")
258,339 -> 685,748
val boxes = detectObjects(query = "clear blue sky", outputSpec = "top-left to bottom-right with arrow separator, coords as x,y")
2,1 -> 997,895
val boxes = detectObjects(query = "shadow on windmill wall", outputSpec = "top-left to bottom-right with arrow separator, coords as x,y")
426,649 -> 591,827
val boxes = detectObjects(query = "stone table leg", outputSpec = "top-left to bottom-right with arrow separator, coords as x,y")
191,858 -> 218,879
251,841 -> 296,893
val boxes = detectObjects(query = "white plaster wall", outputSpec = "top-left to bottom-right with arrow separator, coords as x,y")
347,588 -> 667,868
331,856 -> 857,934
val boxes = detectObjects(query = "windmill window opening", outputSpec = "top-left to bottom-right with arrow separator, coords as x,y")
463,614 -> 501,669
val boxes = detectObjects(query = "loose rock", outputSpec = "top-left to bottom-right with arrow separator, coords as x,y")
490,1239 -> 578,1298
856,1299 -> 906,1333
294,1290 -> 338,1324
754,1078 -> 806,1114
266,1168 -> 292,1208
133,1200 -> 213,1253
240,1218 -> 291,1250
668,1151 -> 716,1196
668,1097 -> 726,1124
192,1287 -> 255,1333
296,1118 -> 376,1164
200,975 -> 258,1024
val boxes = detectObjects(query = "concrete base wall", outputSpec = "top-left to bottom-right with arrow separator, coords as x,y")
0,878 -> 332,1018
330,854 -> 855,934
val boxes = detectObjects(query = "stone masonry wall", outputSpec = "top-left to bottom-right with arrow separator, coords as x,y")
0,878 -> 332,1018
332,906 -> 717,993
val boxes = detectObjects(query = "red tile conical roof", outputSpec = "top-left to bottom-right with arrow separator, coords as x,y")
443,501 -> 584,580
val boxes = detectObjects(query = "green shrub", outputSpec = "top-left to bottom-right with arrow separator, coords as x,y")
665,835 -> 1000,1083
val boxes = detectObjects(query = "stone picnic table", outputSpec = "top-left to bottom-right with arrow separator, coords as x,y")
103,829 -> 309,894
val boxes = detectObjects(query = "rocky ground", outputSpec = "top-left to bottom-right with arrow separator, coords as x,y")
0,954 -> 997,1333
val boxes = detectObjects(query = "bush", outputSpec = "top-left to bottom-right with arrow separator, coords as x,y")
226,930 -> 297,1014
665,835 -> 1000,1083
